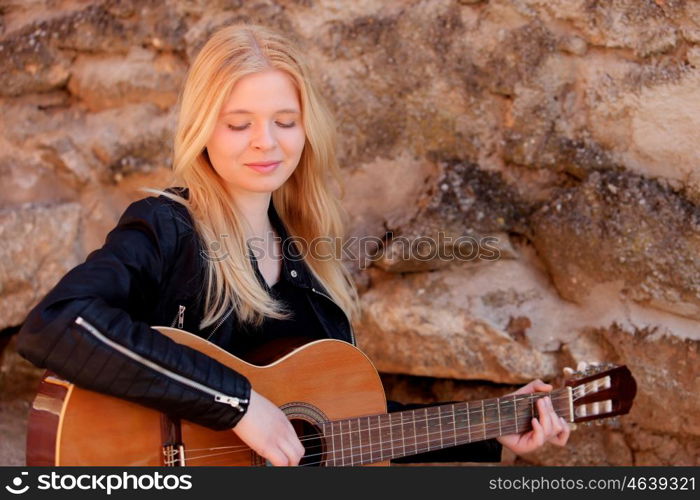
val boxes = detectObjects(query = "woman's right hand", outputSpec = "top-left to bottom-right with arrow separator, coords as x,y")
232,388 -> 305,466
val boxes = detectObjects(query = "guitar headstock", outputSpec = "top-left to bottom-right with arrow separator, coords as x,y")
564,363 -> 637,425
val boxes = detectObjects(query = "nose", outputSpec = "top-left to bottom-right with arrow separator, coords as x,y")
250,122 -> 276,151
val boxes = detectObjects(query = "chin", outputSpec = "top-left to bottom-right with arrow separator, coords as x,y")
238,181 -> 286,193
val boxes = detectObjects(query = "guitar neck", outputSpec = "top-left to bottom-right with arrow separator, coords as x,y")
321,389 -> 572,466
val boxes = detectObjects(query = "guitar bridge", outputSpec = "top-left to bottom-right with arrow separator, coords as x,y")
163,444 -> 186,466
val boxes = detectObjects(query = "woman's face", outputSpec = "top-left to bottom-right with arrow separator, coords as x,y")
206,69 -> 306,197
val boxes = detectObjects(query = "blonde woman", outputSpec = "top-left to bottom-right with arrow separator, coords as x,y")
18,24 -> 569,466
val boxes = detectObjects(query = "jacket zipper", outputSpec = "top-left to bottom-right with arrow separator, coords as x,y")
74,316 -> 248,412
310,286 -> 356,346
206,306 -> 234,340
170,305 -> 186,329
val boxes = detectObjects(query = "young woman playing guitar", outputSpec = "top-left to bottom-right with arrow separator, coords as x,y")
17,24 -> 569,466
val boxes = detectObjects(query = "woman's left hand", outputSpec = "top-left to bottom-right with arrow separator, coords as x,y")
496,379 -> 570,456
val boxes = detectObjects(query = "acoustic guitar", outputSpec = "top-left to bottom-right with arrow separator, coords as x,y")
26,320 -> 637,466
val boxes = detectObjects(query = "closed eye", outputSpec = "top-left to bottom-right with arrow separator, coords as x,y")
227,121 -> 296,131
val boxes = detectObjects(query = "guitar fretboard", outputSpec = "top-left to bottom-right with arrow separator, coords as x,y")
320,389 -> 571,466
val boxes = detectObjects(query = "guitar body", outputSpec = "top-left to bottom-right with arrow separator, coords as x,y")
27,327 -> 389,466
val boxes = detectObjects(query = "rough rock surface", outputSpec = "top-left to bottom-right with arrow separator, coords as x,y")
1,0 -> 698,465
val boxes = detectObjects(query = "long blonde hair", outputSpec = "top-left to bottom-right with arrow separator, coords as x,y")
144,23 -> 361,330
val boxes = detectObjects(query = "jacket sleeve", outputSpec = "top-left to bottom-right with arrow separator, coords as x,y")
16,196 -> 251,431
387,400 -> 503,464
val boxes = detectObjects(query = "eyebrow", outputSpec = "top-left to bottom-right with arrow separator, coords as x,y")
223,109 -> 300,115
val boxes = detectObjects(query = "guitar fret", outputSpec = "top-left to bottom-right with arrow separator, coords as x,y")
344,419 -> 351,466
356,417 -> 363,465
327,421 -> 334,466
466,401 -> 471,442
451,405 -> 457,446
337,420 -> 343,466
400,412 -> 406,457
334,420 -> 342,466
422,408 -> 429,453
496,400 -> 503,436
481,400 -> 487,440
322,422 -> 328,466
412,409 -> 419,455
378,414 -> 384,462
350,419 -> 355,466
400,411 -> 415,458
359,417 -> 368,465
361,416 -> 370,465
365,416 -> 371,465
322,422 -> 329,466
513,394 -> 518,434
355,417 -> 362,465
438,406 -> 444,448
388,413 -> 395,461
358,417 -> 364,465
367,417 -> 377,463
388,412 -> 394,460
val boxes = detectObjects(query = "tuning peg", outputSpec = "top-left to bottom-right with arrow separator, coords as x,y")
564,360 -> 621,379
590,362 -> 619,375
563,361 -> 591,378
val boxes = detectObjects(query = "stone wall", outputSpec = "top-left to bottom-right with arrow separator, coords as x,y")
1,0 -> 698,465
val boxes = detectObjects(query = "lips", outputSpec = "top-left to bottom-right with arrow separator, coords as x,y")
245,161 -> 282,167
245,161 -> 281,173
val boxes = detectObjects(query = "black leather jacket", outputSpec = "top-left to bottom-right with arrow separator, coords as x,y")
17,187 -> 501,463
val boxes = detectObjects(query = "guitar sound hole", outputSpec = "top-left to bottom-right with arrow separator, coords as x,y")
291,419 -> 325,467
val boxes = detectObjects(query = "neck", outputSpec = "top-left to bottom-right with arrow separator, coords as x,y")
319,389 -> 572,466
226,189 -> 274,241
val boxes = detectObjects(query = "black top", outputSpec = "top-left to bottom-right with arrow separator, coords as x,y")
226,252 -> 327,364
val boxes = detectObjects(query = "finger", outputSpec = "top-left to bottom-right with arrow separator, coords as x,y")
538,397 -> 552,437
512,379 -> 552,396
279,439 -> 303,466
547,397 -> 563,434
552,417 -> 571,446
293,438 -> 306,462
546,398 -> 560,437
266,448 -> 289,467
531,416 -> 545,447
534,381 -> 553,393
283,420 -> 305,458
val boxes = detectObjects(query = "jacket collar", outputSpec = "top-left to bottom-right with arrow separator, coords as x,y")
264,199 -> 316,290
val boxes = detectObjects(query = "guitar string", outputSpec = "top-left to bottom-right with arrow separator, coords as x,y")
182,384 -> 597,461
183,393 -> 597,466
182,389 -> 571,457
179,415 -> 559,466
181,385 -> 596,464
197,387 -> 610,466
182,414 -> 568,467
305,415 -> 560,467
